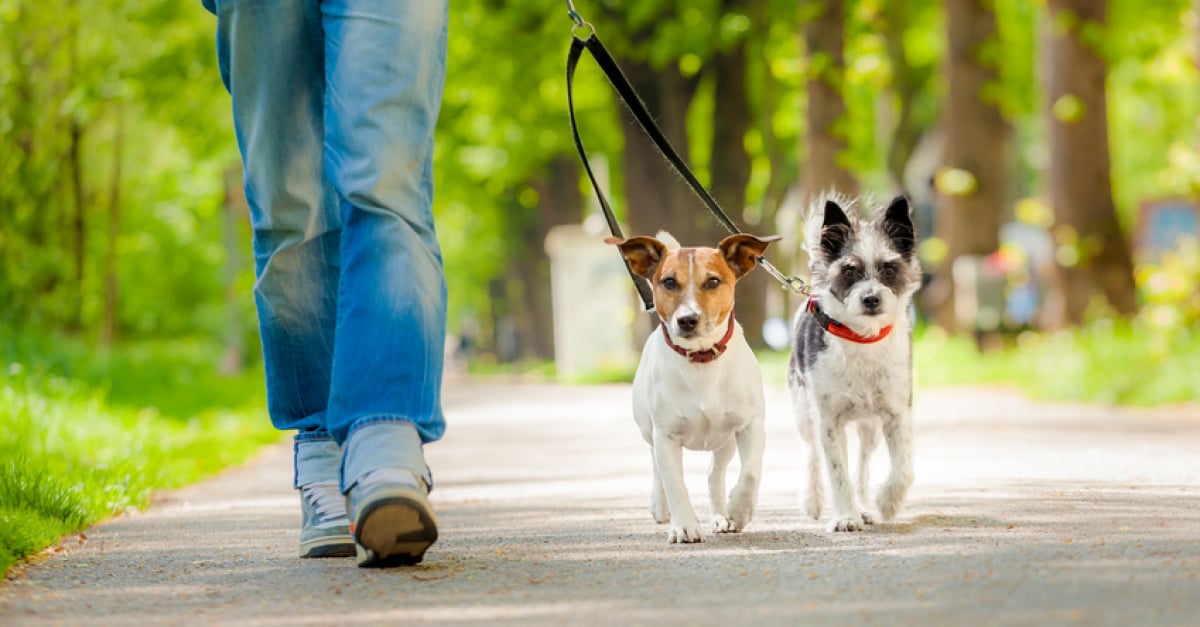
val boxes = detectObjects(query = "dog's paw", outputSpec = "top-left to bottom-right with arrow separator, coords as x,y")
802,490 -> 823,521
727,504 -> 753,532
650,502 -> 670,524
668,523 -> 704,544
860,511 -> 876,526
711,514 -> 735,533
827,514 -> 866,532
876,483 -> 908,521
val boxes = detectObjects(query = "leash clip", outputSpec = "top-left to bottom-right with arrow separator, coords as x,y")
565,0 -> 583,25
758,257 -> 810,295
565,0 -> 594,39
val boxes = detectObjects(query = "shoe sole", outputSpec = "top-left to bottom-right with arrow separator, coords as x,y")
299,534 -> 355,559
353,487 -> 438,567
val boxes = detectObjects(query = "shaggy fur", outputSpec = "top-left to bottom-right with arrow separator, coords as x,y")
787,195 -> 922,532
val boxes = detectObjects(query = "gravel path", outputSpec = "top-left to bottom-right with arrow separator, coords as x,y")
2,381 -> 1198,626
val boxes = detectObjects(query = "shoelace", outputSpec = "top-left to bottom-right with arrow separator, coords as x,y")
301,480 -> 348,528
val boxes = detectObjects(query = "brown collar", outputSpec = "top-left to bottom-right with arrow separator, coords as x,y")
661,314 -> 736,364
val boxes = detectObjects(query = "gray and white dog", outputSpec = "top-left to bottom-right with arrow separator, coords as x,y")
787,195 -> 922,532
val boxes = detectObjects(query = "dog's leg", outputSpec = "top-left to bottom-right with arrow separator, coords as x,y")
649,449 -> 670,524
819,411 -> 864,532
792,387 -> 824,520
708,437 -> 736,533
876,408 -> 914,522
652,434 -> 703,543
856,421 -> 879,525
727,418 -> 764,532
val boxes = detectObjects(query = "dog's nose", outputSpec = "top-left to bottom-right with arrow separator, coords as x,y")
676,314 -> 699,333
862,294 -> 881,312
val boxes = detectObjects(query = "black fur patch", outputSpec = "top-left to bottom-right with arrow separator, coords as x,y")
820,200 -> 855,261
789,309 -> 828,380
829,256 -> 864,303
880,196 -> 916,259
876,260 -> 908,296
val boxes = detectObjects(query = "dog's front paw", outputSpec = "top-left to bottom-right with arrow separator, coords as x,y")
828,514 -> 866,532
860,511 -> 876,526
711,514 -> 735,533
668,522 -> 704,544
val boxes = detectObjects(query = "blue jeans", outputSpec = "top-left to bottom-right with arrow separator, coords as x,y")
205,0 -> 448,491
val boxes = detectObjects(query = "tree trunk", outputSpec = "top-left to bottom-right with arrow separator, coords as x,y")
1043,0 -> 1137,323
802,0 -> 859,204
618,56 -> 707,245
102,106 -> 123,347
933,0 -> 1012,330
220,166 -> 246,374
710,0 -> 764,347
881,0 -> 926,190
68,0 -> 85,329
518,156 -> 585,361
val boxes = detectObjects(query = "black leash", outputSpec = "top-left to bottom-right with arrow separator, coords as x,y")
564,2 -> 808,313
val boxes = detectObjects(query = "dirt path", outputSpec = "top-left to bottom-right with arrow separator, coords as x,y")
2,382 -> 1198,625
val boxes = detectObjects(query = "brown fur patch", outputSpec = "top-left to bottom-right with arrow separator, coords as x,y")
651,247 -> 737,325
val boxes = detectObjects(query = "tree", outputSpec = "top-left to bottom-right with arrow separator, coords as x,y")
933,0 -> 1012,329
801,0 -> 859,203
879,0 -> 939,190
1043,0 -> 1137,323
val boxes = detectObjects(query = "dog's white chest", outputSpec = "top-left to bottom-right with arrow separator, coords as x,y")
632,336 -> 764,452
811,338 -> 910,417
657,382 -> 748,450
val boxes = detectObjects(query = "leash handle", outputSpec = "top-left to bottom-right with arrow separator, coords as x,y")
566,20 -> 810,302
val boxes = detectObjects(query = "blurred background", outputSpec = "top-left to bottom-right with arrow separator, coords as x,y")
2,0 -> 1199,573
4,0 -> 1200,382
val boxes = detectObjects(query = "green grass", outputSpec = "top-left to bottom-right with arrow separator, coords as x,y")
913,321 -> 1200,405
0,330 -> 280,576
759,319 -> 1200,406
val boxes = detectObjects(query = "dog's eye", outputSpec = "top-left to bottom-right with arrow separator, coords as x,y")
880,263 -> 897,278
661,277 -> 679,291
843,266 -> 862,281
703,277 -> 721,290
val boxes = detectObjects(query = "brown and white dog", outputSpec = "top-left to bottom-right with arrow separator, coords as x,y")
608,231 -> 780,543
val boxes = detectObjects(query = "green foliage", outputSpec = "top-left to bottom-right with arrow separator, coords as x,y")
1108,0 -> 1200,218
0,328 -> 279,575
0,0 -> 238,337
914,320 -> 1200,406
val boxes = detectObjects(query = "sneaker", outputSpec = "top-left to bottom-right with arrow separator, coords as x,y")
347,468 -> 438,567
298,480 -> 355,558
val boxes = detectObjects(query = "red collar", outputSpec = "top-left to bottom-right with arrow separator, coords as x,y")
661,314 -> 736,364
806,297 -> 893,344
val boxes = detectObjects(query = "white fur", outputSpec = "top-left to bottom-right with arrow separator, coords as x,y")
632,316 -> 766,544
791,312 -> 914,532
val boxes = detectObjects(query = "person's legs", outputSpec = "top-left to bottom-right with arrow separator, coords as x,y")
320,0 -> 449,566
212,0 -> 353,557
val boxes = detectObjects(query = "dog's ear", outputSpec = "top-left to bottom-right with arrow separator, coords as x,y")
881,195 -> 916,259
820,199 -> 854,260
718,233 -> 783,278
606,235 -> 667,279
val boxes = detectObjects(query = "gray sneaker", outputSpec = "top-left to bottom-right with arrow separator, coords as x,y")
298,480 -> 355,558
347,469 -> 438,567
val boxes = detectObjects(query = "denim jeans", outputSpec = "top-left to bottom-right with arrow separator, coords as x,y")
204,0 -> 448,491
